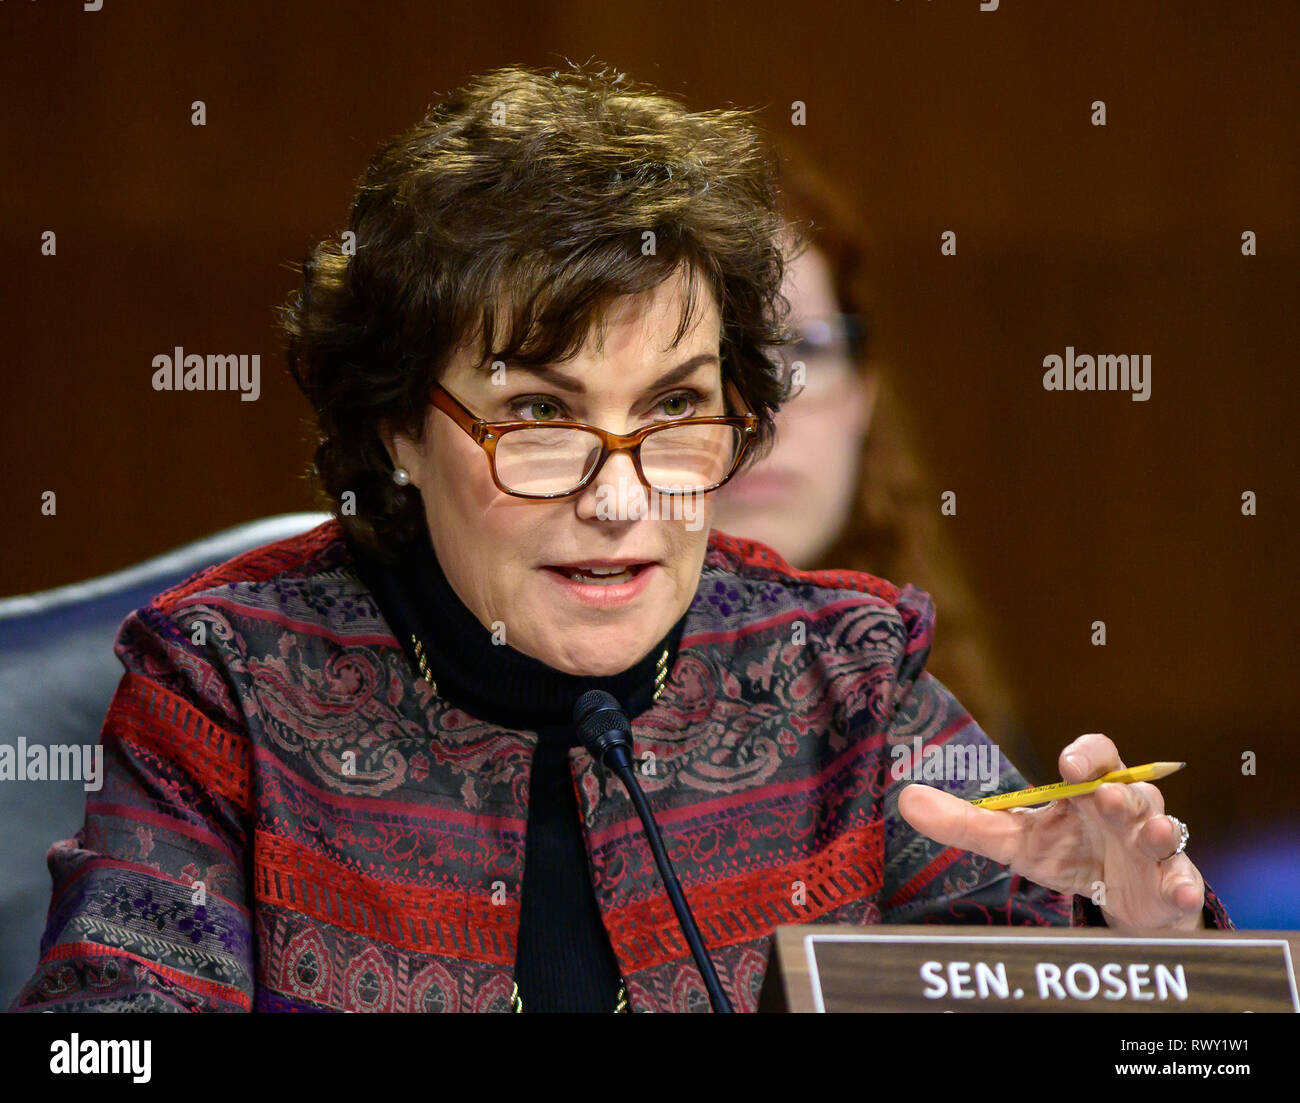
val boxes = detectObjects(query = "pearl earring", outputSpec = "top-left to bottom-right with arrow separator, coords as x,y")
391,466 -> 411,486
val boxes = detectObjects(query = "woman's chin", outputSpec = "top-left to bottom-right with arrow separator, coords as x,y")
535,634 -> 659,679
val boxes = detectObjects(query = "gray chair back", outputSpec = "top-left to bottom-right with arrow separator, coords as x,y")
0,513 -> 330,1007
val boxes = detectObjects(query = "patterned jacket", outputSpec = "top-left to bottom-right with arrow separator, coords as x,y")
11,521 -> 1233,1012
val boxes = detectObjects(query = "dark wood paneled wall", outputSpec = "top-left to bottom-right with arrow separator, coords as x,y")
3,0 -> 1296,842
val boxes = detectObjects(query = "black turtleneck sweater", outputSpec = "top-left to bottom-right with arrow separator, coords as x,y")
346,527 -> 685,1012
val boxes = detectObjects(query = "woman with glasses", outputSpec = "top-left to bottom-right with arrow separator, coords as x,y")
12,63 -> 1231,1015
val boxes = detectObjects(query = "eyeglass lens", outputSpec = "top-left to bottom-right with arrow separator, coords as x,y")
493,423 -> 743,496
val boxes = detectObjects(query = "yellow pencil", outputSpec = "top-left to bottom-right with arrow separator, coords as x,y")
969,761 -> 1186,810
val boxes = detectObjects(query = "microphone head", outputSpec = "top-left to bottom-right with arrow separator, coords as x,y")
574,688 -> 620,727
573,689 -> 633,766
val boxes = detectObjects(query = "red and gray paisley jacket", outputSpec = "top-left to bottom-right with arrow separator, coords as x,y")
11,521 -> 1233,1012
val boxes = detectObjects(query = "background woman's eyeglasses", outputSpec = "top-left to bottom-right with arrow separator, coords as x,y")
428,382 -> 759,500
777,313 -> 867,400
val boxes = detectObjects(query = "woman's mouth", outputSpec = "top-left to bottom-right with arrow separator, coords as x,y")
559,565 -> 638,584
541,561 -> 658,606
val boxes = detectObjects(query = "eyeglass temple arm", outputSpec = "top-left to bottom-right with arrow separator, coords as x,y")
430,383 -> 491,443
722,377 -> 759,425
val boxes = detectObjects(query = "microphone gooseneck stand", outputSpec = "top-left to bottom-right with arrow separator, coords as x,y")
574,689 -> 734,1013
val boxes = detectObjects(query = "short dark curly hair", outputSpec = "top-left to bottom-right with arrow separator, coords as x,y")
280,61 -> 798,562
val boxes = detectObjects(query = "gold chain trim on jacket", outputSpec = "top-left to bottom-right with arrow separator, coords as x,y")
411,633 -> 658,1014
411,634 -> 669,703
510,979 -> 629,1013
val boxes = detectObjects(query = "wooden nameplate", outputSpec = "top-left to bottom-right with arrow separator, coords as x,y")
758,924 -> 1300,1012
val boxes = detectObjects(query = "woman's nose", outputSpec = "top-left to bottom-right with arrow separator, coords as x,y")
575,448 -> 649,522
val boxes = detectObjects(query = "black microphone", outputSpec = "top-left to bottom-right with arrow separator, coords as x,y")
574,690 -> 734,1013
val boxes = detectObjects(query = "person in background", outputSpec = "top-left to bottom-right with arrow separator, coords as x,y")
712,146 -> 1044,779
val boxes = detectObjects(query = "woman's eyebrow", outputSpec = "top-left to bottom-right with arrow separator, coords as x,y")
645,354 -> 720,391
501,352 -> 720,395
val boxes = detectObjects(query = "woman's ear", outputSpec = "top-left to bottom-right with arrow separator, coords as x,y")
378,419 -> 420,485
377,419 -> 400,468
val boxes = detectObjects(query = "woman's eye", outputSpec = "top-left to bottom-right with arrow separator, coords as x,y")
514,399 -> 563,421
657,391 -> 699,418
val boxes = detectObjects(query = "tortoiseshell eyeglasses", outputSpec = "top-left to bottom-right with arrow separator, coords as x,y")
427,381 -> 759,500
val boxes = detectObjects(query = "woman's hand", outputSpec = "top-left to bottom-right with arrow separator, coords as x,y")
897,733 -> 1205,930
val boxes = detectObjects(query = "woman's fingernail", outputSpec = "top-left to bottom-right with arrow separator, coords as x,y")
1064,753 -> 1085,777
